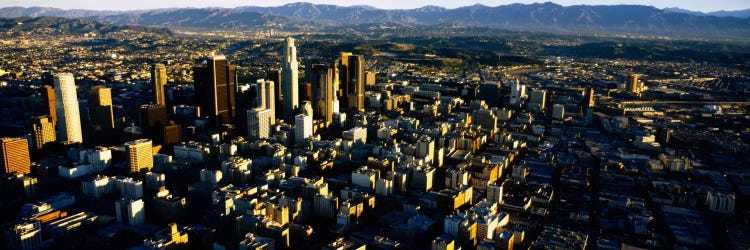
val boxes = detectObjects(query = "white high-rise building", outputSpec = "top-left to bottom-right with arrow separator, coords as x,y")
282,37 -> 299,122
509,79 -> 526,105
115,198 -> 145,226
264,80 -> 275,124
247,108 -> 271,141
53,73 -> 83,143
294,114 -> 312,145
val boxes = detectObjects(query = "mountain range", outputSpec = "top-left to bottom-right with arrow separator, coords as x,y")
0,16 -> 173,35
1,2 -> 749,38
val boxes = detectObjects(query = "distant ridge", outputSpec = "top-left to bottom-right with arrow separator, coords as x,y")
1,2 -> 749,38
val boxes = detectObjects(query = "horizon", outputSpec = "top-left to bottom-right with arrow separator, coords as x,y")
2,0 -> 750,13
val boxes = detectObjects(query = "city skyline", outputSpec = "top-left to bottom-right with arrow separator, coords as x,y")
2,0 -> 750,12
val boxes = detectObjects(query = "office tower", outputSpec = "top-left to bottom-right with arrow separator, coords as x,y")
247,108 -> 271,141
309,63 -> 334,125
583,86 -> 595,108
338,52 -> 352,101
282,37 -> 299,122
125,139 -> 153,173
41,85 -> 57,126
346,55 -> 365,111
140,104 -> 168,135
53,73 -> 83,143
2,138 -> 31,174
509,79 -> 526,104
294,114 -> 312,145
5,221 -> 43,250
151,63 -> 167,105
194,55 -> 237,126
267,69 -> 284,119
115,198 -> 145,226
527,89 -> 546,112
88,86 -> 115,131
256,79 -> 276,124
31,116 -> 56,150
626,74 -> 641,94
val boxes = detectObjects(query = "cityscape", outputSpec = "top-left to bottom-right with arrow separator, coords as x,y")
0,1 -> 749,250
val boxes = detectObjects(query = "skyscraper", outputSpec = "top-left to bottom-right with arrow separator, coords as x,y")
294,114 -> 312,146
53,73 -> 83,143
41,85 -> 56,126
282,37 -> 299,122
151,63 -> 167,105
347,55 -> 365,111
125,139 -> 153,173
1,138 -> 31,174
88,86 -> 115,131
194,55 -> 237,126
267,69 -> 284,120
247,108 -> 271,141
31,116 -> 56,150
308,63 -> 335,125
256,79 -> 276,124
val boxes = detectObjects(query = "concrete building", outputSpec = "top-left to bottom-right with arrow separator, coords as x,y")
31,116 -> 55,150
115,198 -> 145,226
342,127 -> 367,144
125,139 -> 153,173
247,108 -> 272,141
295,114 -> 313,146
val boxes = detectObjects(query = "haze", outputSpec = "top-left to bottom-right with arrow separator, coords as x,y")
2,0 -> 749,12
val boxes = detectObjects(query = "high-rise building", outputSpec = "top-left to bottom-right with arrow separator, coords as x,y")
53,73 -> 83,143
194,55 -> 237,126
1,138 -> 31,174
346,55 -> 366,111
627,74 -> 640,94
256,79 -> 276,124
583,86 -> 595,108
267,69 -> 284,120
88,86 -> 115,131
31,116 -> 56,150
125,139 -> 153,173
115,198 -> 145,226
294,114 -> 312,146
308,63 -> 335,125
41,85 -> 57,126
151,63 -> 167,105
282,37 -> 300,122
247,108 -> 271,141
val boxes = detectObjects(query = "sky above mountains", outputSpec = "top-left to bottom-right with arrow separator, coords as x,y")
3,0 -> 749,12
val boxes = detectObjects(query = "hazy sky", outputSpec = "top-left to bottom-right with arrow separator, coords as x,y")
3,0 -> 750,12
